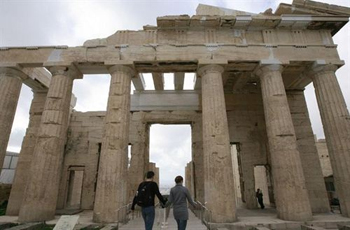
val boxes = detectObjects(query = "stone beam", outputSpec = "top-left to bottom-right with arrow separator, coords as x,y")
22,68 -> 51,90
131,90 -> 200,111
193,74 -> 201,90
152,73 -> 164,90
0,46 -> 343,73
174,72 -> 185,90
132,73 -> 146,91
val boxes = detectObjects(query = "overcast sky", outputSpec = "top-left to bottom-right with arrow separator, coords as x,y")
1,0 -> 349,187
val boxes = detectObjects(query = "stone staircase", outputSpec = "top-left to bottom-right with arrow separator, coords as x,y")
118,207 -> 207,230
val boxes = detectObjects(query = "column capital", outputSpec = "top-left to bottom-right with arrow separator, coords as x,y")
108,65 -> 135,77
255,64 -> 283,78
197,64 -> 224,77
0,67 -> 27,80
47,65 -> 82,79
306,62 -> 338,79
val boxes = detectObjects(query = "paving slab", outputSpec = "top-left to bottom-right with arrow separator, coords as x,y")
53,215 -> 79,230
119,207 -> 207,230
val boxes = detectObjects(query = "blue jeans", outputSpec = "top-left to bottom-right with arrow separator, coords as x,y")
142,206 -> 155,230
176,219 -> 187,230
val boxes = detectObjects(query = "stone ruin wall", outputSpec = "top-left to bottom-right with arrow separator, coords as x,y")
58,88 -> 326,212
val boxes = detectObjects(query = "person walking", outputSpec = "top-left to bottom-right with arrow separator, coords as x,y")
166,175 -> 197,230
131,171 -> 167,230
256,188 -> 265,209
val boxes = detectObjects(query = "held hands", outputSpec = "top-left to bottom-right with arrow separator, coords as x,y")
161,198 -> 168,208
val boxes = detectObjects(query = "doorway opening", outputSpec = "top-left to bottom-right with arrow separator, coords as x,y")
149,124 -> 191,193
254,165 -> 271,206
66,166 -> 85,210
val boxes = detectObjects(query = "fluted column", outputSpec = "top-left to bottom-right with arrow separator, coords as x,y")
93,65 -> 134,223
198,64 -> 236,223
256,64 -> 312,221
18,66 -> 78,222
0,68 -> 23,171
287,90 -> 330,213
128,120 -> 148,202
308,64 -> 350,217
191,118 -> 204,203
7,90 -> 48,215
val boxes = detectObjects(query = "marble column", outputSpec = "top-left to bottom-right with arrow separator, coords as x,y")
93,65 -> 134,223
256,64 -> 312,221
18,66 -> 77,222
308,64 -> 350,217
287,90 -> 330,213
128,119 -> 148,202
0,68 -> 23,172
198,65 -> 236,223
191,118 -> 204,203
7,90 -> 48,215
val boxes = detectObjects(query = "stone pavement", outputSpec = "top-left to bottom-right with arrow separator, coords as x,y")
119,207 -> 207,230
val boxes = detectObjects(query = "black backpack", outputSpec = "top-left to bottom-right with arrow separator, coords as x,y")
136,182 -> 152,207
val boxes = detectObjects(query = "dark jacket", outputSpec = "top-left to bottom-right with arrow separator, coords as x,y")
131,181 -> 166,210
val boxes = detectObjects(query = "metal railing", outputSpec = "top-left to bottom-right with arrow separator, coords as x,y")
117,202 -> 141,225
191,201 -> 212,230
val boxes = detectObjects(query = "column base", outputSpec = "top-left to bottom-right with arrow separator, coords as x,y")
18,206 -> 55,222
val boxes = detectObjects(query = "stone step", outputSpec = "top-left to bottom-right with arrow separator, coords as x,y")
6,223 -> 44,230
252,227 -> 272,230
301,225 -> 328,230
100,224 -> 118,230
338,224 -> 350,230
0,222 -> 17,230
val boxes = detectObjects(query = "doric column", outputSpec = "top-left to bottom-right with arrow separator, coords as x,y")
93,65 -> 134,223
308,64 -> 350,217
287,90 -> 330,213
18,66 -> 79,222
0,68 -> 23,172
191,118 -> 204,203
7,90 -> 48,215
128,118 -> 149,202
256,64 -> 312,221
198,64 -> 236,223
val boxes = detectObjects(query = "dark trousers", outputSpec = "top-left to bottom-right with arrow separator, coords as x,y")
142,206 -> 155,230
176,219 -> 188,230
258,198 -> 265,209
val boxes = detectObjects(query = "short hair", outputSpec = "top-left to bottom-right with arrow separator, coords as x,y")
146,171 -> 155,179
175,176 -> 183,184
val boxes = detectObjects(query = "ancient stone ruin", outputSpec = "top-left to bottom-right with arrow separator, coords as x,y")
0,0 -> 350,225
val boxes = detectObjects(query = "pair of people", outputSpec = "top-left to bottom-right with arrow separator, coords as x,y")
131,171 -> 196,230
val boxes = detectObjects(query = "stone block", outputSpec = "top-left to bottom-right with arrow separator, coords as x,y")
53,215 -> 79,230
100,224 -> 118,230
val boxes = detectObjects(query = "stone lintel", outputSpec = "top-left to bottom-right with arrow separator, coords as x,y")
131,90 -> 200,111
198,59 -> 228,68
104,60 -> 133,67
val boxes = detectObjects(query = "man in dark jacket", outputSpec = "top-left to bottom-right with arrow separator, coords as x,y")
256,188 -> 265,209
131,171 -> 166,230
